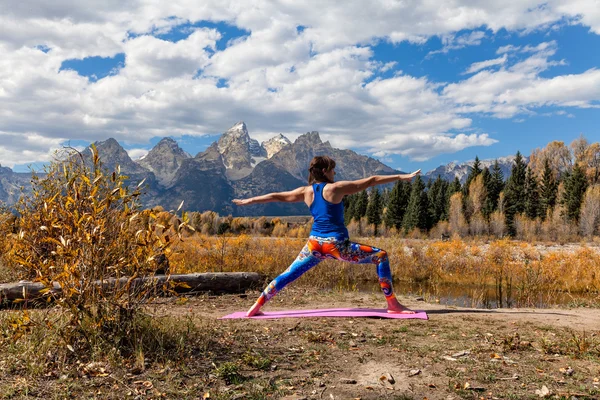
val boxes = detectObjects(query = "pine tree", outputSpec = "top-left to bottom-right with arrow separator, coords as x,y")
402,175 -> 429,232
355,190 -> 369,220
524,167 -> 541,219
464,156 -> 482,194
485,160 -> 505,217
480,167 -> 492,218
449,177 -> 462,195
539,158 -> 558,219
428,176 -> 449,225
343,194 -> 356,225
562,163 -> 588,222
384,180 -> 411,231
366,188 -> 383,235
503,152 -> 527,236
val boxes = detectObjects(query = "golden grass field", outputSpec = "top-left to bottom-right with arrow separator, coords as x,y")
169,235 -> 600,308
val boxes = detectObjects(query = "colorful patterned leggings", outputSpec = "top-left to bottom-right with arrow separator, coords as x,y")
254,236 -> 396,307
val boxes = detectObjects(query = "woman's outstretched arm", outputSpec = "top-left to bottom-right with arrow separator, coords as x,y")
232,186 -> 308,206
330,170 -> 421,198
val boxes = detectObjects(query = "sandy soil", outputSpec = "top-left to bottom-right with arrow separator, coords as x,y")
147,288 -> 600,399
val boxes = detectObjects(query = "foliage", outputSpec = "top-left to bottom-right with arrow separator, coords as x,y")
402,175 -> 429,232
579,185 -> 600,237
354,189 -> 369,221
427,176 -> 449,226
562,163 -> 588,222
483,160 -> 504,218
503,151 -> 527,236
6,147 -> 187,347
384,180 -> 410,230
539,157 -> 558,219
524,167 -> 541,219
366,187 -> 382,235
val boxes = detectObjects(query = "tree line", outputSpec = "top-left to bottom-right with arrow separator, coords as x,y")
343,136 -> 600,240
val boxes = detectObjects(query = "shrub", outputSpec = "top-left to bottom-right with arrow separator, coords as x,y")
7,146 -> 187,347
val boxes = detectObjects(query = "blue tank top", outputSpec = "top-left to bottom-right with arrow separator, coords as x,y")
309,182 -> 349,239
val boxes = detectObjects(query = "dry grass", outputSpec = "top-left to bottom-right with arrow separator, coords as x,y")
1,291 -> 599,399
169,235 -> 600,308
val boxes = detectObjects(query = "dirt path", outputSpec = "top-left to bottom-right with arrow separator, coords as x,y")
144,289 -> 600,399
179,289 -> 600,331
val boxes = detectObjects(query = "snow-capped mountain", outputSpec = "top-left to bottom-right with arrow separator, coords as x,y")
425,156 -> 529,184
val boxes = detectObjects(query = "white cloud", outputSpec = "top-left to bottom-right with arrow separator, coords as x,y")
444,41 -> 600,118
373,133 -> 498,162
0,1 -> 599,166
464,54 -> 508,74
429,30 -> 487,56
497,44 -> 521,54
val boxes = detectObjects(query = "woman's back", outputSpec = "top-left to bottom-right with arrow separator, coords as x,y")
309,182 -> 348,239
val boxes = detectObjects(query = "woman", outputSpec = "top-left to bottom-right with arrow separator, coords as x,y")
233,156 -> 420,317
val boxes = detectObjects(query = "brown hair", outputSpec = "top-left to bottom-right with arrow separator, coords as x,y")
308,155 -> 336,184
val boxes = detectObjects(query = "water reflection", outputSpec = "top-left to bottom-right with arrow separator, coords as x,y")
341,281 -> 599,309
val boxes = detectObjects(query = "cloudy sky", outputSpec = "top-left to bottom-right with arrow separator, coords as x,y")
1,0 -> 599,173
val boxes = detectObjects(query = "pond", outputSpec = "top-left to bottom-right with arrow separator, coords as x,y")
344,281 -> 600,309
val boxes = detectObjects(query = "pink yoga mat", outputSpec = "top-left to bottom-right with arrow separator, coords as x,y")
220,308 -> 428,320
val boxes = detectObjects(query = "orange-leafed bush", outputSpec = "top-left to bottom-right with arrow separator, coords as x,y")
0,207 -> 18,282
6,147 -> 188,346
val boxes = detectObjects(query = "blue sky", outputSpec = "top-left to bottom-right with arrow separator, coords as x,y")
1,1 -> 599,174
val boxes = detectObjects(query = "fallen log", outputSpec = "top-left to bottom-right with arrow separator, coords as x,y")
0,272 -> 267,306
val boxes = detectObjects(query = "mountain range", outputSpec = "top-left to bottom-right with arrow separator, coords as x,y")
0,122 -> 521,216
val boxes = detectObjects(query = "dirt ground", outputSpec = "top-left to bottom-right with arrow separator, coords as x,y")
147,288 -> 600,400
2,287 -> 599,399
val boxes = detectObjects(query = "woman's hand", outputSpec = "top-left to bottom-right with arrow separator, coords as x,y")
399,169 -> 421,180
232,198 -> 252,206
407,169 -> 421,178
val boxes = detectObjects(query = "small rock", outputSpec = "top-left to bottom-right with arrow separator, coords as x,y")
340,378 -> 357,384
451,350 -> 470,358
408,369 -> 421,377
559,366 -> 574,376
386,373 -> 396,384
415,297 -> 425,301
349,340 -> 358,347
338,331 -> 348,336
535,385 -> 550,397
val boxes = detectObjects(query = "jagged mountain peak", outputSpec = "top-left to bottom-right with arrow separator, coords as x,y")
222,121 -> 249,140
214,122 -> 268,180
294,131 -> 323,146
137,137 -> 191,187
262,134 -> 291,158
425,155 -> 529,184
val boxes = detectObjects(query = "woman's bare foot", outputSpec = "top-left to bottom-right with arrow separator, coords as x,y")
387,306 -> 416,314
387,299 -> 416,314
246,302 -> 264,317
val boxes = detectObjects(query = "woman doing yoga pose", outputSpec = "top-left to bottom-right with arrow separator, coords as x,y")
232,156 -> 420,317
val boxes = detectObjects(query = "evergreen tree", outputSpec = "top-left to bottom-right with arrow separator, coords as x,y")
480,167 -> 492,217
562,163 -> 588,222
464,156 -> 482,195
366,187 -> 383,235
402,175 -> 429,232
355,190 -> 368,220
484,159 -> 504,217
503,152 -> 527,236
383,180 -> 411,231
524,167 -> 541,219
539,158 -> 558,219
448,176 -> 462,195
343,194 -> 356,225
428,176 -> 449,225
